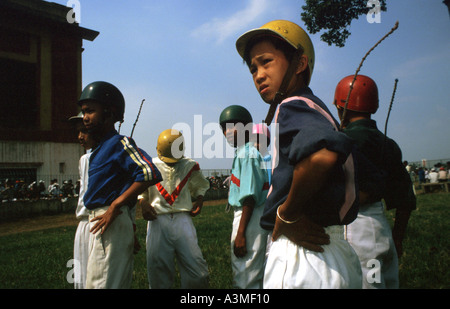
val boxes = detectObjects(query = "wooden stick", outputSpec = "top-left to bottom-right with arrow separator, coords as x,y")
381,78 -> 399,161
340,21 -> 399,130
384,78 -> 399,137
131,99 -> 145,138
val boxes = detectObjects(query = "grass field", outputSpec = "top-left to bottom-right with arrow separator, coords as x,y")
0,194 -> 448,289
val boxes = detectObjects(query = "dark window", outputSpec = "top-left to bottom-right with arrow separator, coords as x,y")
0,58 -> 38,129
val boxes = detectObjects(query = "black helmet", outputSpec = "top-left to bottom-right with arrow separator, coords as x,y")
78,81 -> 125,123
219,105 -> 253,129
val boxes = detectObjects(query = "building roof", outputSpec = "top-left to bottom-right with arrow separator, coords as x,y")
0,0 -> 99,41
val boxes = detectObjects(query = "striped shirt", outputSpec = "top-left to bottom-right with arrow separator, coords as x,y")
83,130 -> 161,210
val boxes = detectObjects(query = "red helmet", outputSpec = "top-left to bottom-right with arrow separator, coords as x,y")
334,75 -> 379,114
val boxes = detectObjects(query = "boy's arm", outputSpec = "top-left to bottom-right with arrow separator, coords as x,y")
273,148 -> 333,252
90,180 -> 155,234
188,167 -> 210,217
139,188 -> 158,221
190,195 -> 204,217
234,197 -> 254,258
392,209 -> 411,258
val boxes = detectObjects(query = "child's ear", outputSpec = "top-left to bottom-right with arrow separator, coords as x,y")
296,54 -> 308,75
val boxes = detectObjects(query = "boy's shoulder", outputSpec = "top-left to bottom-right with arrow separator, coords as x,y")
154,156 -> 199,170
235,143 -> 262,160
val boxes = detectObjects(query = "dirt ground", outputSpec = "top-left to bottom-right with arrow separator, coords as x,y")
0,199 -> 227,237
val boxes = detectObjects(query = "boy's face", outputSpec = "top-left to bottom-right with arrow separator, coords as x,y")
75,121 -> 95,150
249,40 -> 290,103
81,100 -> 107,135
222,124 -> 238,148
222,123 -> 250,148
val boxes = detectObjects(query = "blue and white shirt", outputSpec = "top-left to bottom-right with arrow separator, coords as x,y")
84,130 -> 162,210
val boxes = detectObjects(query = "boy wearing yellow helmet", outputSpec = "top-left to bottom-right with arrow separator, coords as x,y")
236,20 -> 362,288
138,129 -> 210,288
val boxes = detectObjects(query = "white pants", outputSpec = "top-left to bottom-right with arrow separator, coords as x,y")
73,218 -> 90,289
146,212 -> 209,289
85,206 -> 134,289
231,206 -> 269,289
264,225 -> 362,289
346,201 -> 399,289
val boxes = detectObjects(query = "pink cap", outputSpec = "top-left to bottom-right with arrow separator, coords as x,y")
252,123 -> 270,140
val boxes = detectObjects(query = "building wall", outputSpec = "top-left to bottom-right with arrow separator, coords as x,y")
0,141 -> 84,183
0,0 -> 98,186
0,19 -> 82,143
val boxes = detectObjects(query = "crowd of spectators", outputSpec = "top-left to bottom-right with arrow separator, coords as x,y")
1,174 -> 232,204
206,175 -> 230,190
0,178 -> 81,203
404,161 -> 450,184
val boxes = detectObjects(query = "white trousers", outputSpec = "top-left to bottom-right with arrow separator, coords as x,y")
346,201 -> 399,289
85,206 -> 134,289
146,212 -> 209,289
231,206 -> 269,289
264,225 -> 362,289
73,218 -> 90,289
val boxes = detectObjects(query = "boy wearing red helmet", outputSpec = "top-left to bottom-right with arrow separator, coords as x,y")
334,75 -> 416,288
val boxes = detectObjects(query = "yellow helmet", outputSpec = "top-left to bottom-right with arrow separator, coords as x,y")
236,20 -> 315,85
156,129 -> 185,163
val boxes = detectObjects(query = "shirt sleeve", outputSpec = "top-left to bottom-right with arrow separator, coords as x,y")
119,136 -> 162,183
278,101 -> 354,166
383,140 -> 416,211
188,165 -> 211,198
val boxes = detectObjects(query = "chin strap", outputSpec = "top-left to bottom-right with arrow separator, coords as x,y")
264,48 -> 303,126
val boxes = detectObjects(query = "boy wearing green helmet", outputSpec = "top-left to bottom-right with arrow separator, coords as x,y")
219,105 -> 270,289
236,20 -> 362,288
78,81 -> 162,289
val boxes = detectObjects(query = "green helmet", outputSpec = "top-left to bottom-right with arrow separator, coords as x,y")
219,105 -> 253,129
78,81 -> 125,123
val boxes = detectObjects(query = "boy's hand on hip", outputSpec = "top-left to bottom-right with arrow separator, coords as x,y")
272,213 -> 330,252
90,205 -> 123,234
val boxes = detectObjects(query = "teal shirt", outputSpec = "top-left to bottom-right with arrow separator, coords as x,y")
228,143 -> 269,208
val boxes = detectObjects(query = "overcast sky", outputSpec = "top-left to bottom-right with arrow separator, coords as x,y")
47,0 -> 450,169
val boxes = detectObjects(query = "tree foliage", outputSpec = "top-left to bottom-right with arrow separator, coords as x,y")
301,0 -> 387,47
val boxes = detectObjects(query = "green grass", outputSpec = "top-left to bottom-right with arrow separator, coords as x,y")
0,195 -> 448,289
385,194 -> 449,289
